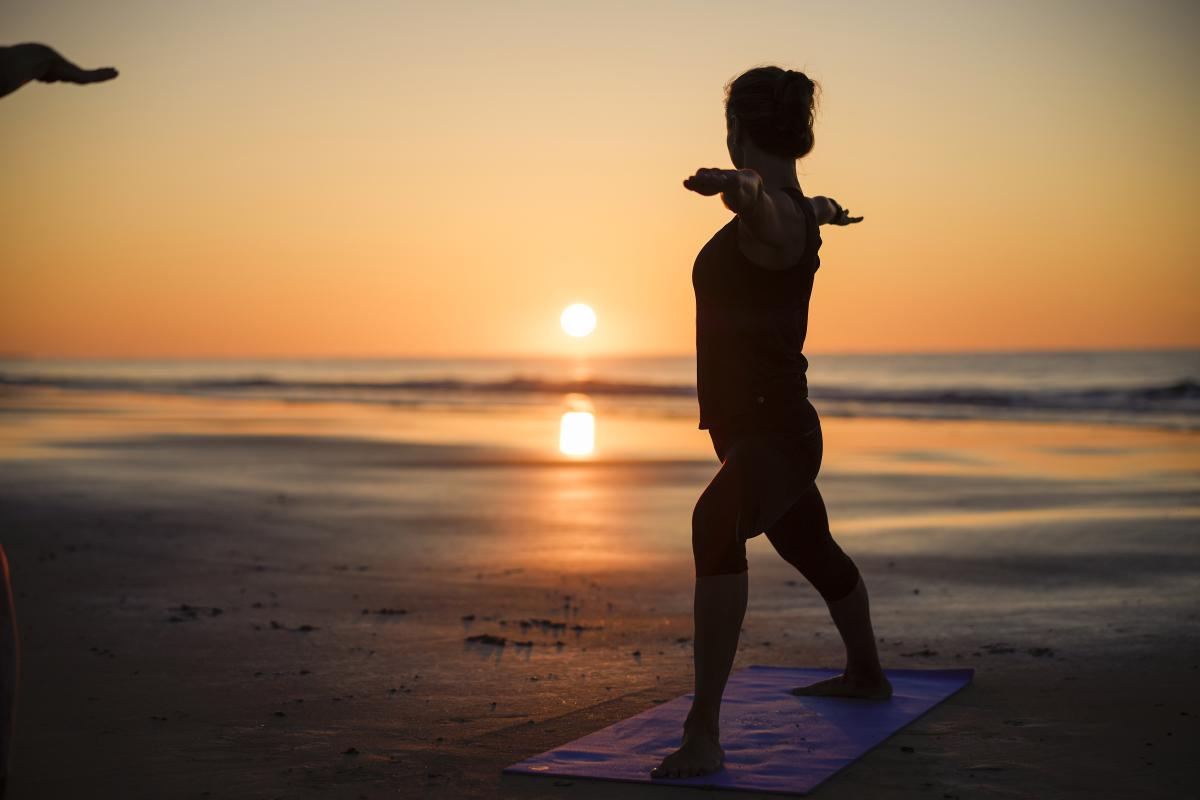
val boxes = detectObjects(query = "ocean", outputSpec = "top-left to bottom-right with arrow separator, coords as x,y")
2,349 -> 1197,431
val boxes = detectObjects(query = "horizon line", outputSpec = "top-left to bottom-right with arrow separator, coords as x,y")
2,345 -> 1198,362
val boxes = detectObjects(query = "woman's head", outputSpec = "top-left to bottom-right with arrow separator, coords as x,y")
724,66 -> 819,165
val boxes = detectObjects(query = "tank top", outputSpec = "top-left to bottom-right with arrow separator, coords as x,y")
692,185 -> 821,431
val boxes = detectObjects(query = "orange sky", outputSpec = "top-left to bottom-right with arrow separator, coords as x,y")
1,0 -> 1197,358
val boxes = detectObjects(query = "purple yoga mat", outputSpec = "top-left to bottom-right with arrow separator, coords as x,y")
503,665 -> 974,795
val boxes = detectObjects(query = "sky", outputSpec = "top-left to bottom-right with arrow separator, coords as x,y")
1,0 -> 1197,358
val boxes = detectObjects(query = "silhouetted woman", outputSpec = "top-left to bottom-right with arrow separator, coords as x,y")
652,66 -> 890,780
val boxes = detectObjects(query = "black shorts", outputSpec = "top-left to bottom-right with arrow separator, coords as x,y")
707,399 -> 823,541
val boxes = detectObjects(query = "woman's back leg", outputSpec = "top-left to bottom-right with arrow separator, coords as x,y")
765,485 -> 892,699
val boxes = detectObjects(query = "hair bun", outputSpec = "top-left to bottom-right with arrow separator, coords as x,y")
772,71 -> 813,132
725,65 -> 819,159
774,70 -> 814,107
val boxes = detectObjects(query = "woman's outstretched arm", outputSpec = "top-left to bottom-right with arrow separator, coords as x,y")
0,43 -> 118,99
683,167 -> 863,242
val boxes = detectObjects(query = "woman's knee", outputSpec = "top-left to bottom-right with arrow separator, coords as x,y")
768,523 -> 859,601
691,494 -> 748,577
816,543 -> 860,602
692,537 -> 747,577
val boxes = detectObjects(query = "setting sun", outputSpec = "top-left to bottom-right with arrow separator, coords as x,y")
560,304 -> 597,338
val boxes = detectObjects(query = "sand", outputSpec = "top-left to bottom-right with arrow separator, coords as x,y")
1,386 -> 1198,798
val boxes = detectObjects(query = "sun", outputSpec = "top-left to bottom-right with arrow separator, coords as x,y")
560,303 -> 596,337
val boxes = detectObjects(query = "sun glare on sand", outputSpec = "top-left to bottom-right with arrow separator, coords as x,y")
560,303 -> 596,337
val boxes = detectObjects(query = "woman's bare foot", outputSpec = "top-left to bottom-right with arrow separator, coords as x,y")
650,724 -> 725,779
790,670 -> 893,700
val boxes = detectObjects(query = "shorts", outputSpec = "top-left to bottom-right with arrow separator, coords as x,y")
708,398 -> 824,541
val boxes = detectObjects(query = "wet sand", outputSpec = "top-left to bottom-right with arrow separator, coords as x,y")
1,387 -> 1198,798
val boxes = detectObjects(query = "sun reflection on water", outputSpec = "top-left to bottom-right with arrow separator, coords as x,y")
559,394 -> 595,457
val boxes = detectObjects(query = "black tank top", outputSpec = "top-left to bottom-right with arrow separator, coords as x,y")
692,185 -> 821,431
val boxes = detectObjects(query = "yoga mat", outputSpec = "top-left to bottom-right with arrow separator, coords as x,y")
504,665 -> 974,795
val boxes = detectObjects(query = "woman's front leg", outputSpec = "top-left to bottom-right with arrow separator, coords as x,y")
652,570 -> 746,779
652,459 -> 749,779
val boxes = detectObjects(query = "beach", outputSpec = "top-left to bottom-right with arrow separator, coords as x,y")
1,385 -> 1198,799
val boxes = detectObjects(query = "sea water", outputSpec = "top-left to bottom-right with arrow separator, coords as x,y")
1,349 -> 1197,431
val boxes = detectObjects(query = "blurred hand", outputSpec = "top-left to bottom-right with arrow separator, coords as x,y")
683,167 -> 739,196
0,43 -> 118,99
685,167 -> 764,215
829,200 -> 863,225
39,48 -> 118,85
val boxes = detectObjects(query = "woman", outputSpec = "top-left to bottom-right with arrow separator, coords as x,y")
652,65 -> 891,781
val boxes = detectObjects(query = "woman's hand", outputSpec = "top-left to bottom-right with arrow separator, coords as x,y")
0,43 -> 118,99
683,167 -> 762,214
39,49 -> 118,85
826,198 -> 863,225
